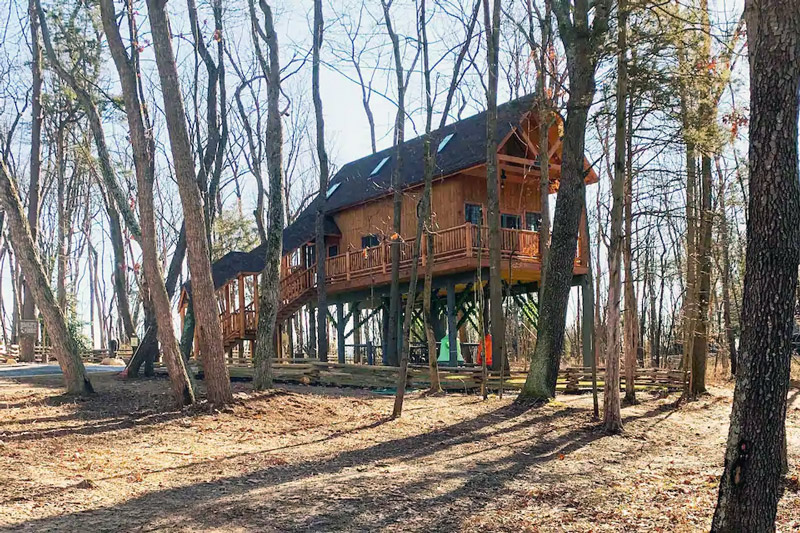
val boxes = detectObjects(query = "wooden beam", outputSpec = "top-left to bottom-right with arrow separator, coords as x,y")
337,303 -> 346,363
447,281 -> 458,367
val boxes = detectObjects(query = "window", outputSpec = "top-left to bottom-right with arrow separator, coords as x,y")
326,182 -> 340,198
501,213 -> 521,230
465,203 -> 483,225
361,234 -> 380,248
328,245 -> 339,257
437,133 -> 455,153
370,156 -> 390,176
525,212 -> 541,232
303,245 -> 315,268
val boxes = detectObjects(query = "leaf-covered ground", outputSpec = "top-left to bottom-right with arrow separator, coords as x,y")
0,373 -> 798,532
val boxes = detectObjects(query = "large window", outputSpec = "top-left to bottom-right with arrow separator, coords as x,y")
361,234 -> 380,249
525,212 -> 541,232
501,213 -> 521,229
465,203 -> 483,225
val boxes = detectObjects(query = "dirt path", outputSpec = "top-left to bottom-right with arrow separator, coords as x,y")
0,374 -> 798,532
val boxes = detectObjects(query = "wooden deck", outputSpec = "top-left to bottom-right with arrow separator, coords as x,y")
278,222 -> 588,317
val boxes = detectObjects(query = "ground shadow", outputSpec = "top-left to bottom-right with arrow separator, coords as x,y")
4,393 -> 676,532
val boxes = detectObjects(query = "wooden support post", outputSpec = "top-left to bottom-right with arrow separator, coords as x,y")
447,281 -> 458,367
381,299 -> 390,365
337,302 -> 346,363
276,323 -> 283,361
238,275 -> 245,337
465,222 -> 473,257
352,305 -> 361,363
287,316 -> 294,361
581,274 -> 594,368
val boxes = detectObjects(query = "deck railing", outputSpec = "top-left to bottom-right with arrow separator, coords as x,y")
278,223 -> 585,307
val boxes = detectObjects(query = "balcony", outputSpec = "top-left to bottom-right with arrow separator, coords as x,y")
278,223 -> 587,313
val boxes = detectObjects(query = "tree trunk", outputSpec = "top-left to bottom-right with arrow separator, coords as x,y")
622,92 -> 638,404
712,1 -> 799,528
19,0 -> 43,363
251,0 -> 284,390
483,0 -> 504,372
381,0 -> 406,368
104,194 -> 135,342
602,0 -> 627,433
146,0 -> 231,406
521,0 -> 610,398
715,156 -> 737,377
691,154 -> 712,394
99,0 -> 195,405
0,161 -> 93,395
312,0 -> 330,363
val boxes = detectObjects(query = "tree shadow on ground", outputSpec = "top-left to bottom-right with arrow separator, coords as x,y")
6,395 -> 677,532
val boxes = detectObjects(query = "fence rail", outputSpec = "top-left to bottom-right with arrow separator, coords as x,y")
0,345 -> 132,364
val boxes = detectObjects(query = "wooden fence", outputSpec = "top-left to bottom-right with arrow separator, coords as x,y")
0,345 -> 132,364
220,361 -> 687,393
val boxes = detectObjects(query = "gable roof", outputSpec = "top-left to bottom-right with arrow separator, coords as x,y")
282,93 -> 540,254
184,250 -> 266,296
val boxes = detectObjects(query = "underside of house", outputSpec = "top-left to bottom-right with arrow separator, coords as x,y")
178,94 -> 598,370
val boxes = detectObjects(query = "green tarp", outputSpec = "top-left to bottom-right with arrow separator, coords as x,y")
437,335 -> 464,364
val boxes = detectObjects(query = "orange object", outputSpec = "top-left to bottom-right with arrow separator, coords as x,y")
477,334 -> 492,366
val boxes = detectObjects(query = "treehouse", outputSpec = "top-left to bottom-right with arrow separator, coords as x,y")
178,94 -> 597,368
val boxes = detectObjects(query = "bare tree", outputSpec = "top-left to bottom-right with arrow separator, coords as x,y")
602,0 -> 627,433
99,0 -> 195,406
250,0 -> 285,390
313,0 -> 331,362
19,0 -> 43,363
146,0 -> 232,406
0,159 -> 93,395
521,0 -> 612,399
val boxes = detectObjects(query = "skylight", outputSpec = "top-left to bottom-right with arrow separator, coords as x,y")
370,156 -> 390,176
326,182 -> 340,199
437,133 -> 455,153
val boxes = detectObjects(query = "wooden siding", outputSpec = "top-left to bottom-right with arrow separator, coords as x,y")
331,172 -> 545,252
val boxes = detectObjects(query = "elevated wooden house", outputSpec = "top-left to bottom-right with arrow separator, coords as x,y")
178,94 -> 597,368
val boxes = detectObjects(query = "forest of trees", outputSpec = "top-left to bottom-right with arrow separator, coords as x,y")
0,0 -> 797,528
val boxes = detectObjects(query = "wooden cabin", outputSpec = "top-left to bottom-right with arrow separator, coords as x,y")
178,94 -> 598,367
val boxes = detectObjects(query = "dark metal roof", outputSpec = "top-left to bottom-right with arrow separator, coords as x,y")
281,93 -> 538,253
187,94 -> 540,297
184,250 -> 265,295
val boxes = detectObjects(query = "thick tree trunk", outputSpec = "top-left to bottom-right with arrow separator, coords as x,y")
146,0 -> 231,406
251,0 -> 284,390
0,161 -> 93,395
99,0 -> 195,405
312,0 -> 330,363
712,0 -> 800,528
521,7 -> 608,397
19,0 -> 43,363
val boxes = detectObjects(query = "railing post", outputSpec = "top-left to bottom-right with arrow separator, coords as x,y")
465,223 -> 472,257
346,252 -> 351,281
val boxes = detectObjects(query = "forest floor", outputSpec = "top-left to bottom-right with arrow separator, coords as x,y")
0,372 -> 798,532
